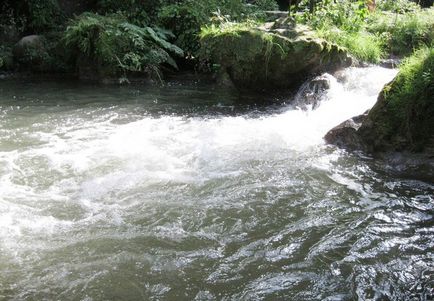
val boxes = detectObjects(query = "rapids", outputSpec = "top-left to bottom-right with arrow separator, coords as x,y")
1,66 -> 433,300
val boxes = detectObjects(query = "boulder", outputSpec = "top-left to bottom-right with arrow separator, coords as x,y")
324,113 -> 368,151
200,19 -> 351,91
325,48 -> 434,156
13,35 -> 49,71
293,74 -> 332,109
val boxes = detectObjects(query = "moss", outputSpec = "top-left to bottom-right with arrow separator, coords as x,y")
199,21 -> 351,90
360,47 -> 434,152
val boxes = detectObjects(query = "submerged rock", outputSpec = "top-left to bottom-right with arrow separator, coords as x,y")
200,19 -> 351,91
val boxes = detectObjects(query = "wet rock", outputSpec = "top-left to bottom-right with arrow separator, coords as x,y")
12,34 -> 73,73
379,58 -> 400,69
325,49 -> 434,162
293,74 -> 332,109
12,35 -> 54,72
324,113 -> 368,151
13,35 -> 45,57
264,10 -> 289,21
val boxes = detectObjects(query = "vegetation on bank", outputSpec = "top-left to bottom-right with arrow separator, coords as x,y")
0,0 -> 433,80
63,13 -> 183,81
358,47 -> 434,152
291,0 -> 434,62
386,47 -> 433,149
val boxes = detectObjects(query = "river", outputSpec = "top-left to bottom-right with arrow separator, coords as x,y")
0,67 -> 433,300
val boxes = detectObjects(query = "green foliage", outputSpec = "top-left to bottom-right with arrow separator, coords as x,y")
291,0 -> 385,62
295,0 -> 369,32
316,28 -> 385,63
0,46 -> 14,71
376,0 -> 421,13
381,47 -> 434,150
0,2 -> 26,33
368,8 -> 434,55
158,3 -> 205,55
158,0 -> 247,55
200,20 -> 260,39
0,0 -> 64,34
63,13 -> 183,79
96,0 -> 165,25
250,0 -> 279,11
157,0 -> 279,56
26,0 -> 63,32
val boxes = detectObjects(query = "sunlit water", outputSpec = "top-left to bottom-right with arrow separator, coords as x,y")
1,67 -> 433,300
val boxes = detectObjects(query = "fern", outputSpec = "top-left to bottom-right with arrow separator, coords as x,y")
63,12 -> 184,80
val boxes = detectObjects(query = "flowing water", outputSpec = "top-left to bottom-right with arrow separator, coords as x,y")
0,67 -> 433,301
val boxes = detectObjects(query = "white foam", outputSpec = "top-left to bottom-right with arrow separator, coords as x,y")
0,66 -> 398,258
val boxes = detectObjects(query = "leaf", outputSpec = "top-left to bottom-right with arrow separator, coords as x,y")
146,27 -> 184,56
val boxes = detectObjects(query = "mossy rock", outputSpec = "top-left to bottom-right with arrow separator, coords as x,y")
13,35 -> 49,72
12,34 -> 74,73
326,47 -> 434,154
200,21 -> 351,91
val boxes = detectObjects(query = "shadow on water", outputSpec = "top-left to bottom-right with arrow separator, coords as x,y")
0,78 -> 293,118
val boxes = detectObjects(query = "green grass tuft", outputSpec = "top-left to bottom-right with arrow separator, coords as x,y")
316,28 -> 385,63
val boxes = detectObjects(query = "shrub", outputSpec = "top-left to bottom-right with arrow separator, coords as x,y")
63,13 -> 183,80
295,0 -> 369,32
158,0 -> 246,55
26,0 -> 64,32
368,8 -> 434,55
0,0 -> 64,34
376,0 -> 421,13
0,46 -> 14,71
158,0 -> 279,56
250,0 -> 279,11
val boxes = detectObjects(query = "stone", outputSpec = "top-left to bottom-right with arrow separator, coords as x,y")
293,74 -> 332,109
12,35 -> 50,71
200,20 -> 351,91
324,113 -> 368,151
325,48 -> 434,156
13,35 -> 45,58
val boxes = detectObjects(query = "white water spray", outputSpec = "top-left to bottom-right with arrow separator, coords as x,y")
1,66 -> 404,300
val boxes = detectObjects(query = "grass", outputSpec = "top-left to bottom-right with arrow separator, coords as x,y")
316,28 -> 385,63
368,8 -> 434,55
199,20 -> 260,39
382,46 -> 434,150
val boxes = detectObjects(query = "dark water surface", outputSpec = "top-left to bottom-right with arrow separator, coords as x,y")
0,68 -> 433,300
